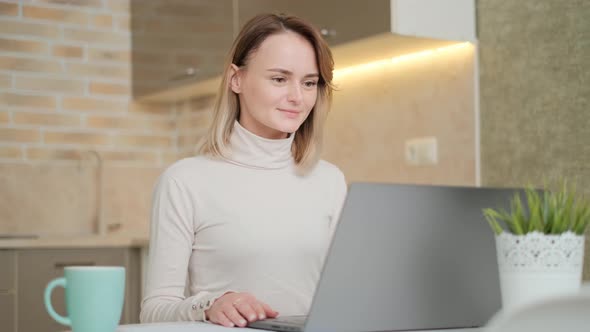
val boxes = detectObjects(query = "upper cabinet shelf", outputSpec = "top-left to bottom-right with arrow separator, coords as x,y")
132,0 -> 475,103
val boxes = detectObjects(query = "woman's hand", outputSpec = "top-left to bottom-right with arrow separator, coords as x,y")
205,292 -> 279,327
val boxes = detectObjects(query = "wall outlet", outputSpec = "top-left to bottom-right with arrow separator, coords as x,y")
405,137 -> 438,165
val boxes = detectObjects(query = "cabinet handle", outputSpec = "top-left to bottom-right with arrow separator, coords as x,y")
54,262 -> 96,269
320,28 -> 337,38
168,67 -> 198,82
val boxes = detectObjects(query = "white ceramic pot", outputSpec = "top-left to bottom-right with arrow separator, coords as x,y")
495,231 -> 585,312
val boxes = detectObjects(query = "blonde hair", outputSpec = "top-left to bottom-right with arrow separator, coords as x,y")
198,13 -> 335,174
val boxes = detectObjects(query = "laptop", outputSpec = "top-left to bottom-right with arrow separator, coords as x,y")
248,182 -> 518,332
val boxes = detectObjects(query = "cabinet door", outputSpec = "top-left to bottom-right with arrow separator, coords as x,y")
237,0 -> 390,46
0,293 -> 15,332
0,250 -> 15,291
132,0 -> 234,99
17,248 -> 134,332
126,248 -> 142,325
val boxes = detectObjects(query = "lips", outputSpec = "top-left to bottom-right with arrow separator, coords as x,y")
278,108 -> 301,119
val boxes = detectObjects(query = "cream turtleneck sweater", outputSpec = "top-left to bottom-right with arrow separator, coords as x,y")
140,122 -> 347,323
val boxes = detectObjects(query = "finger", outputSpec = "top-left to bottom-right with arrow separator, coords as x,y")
235,301 -> 259,322
213,311 -> 235,328
251,301 -> 267,320
224,305 -> 248,327
261,302 -> 279,318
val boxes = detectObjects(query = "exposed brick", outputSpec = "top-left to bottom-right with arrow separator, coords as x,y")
129,102 -> 174,115
0,128 -> 41,143
89,82 -> 129,96
176,149 -> 197,160
161,151 -> 180,165
0,21 -> 60,39
0,74 -> 10,88
86,115 -> 145,131
63,28 -> 128,45
99,150 -> 158,163
13,111 -> 80,126
0,146 -> 21,159
0,2 -> 18,17
149,118 -> 176,133
35,0 -> 103,8
26,147 -> 82,161
62,97 -> 127,113
116,15 -> 130,31
178,134 -> 201,148
67,63 -> 129,80
0,37 -> 47,54
107,0 -> 130,13
114,134 -> 173,148
23,5 -> 89,25
92,14 -> 113,29
0,111 -> 9,123
52,44 -> 84,58
15,76 -> 85,94
44,131 -> 111,145
85,115 -> 174,133
0,56 -> 61,73
0,93 -> 56,109
176,112 -> 212,131
88,48 -> 130,63
0,38 -> 47,53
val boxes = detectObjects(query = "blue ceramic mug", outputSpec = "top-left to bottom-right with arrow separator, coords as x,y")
44,266 -> 125,332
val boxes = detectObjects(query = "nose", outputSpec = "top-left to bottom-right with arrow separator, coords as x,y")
287,82 -> 303,105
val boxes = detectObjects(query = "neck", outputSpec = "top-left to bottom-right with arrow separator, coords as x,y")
225,121 -> 295,170
238,116 -> 288,140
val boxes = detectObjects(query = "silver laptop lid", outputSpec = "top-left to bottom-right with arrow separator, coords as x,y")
304,182 -> 513,332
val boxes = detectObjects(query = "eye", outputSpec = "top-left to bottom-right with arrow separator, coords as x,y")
272,77 -> 286,84
303,81 -> 318,88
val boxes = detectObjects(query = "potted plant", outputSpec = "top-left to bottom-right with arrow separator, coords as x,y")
483,182 -> 590,312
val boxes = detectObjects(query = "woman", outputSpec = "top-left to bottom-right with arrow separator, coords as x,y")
140,13 -> 347,328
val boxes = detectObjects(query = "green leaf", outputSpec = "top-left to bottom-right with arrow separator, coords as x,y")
483,208 -> 504,235
481,179 -> 590,236
510,193 -> 526,235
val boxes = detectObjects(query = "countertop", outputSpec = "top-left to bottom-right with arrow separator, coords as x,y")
0,234 -> 149,249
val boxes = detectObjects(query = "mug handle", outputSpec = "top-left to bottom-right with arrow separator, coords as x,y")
44,277 -> 71,326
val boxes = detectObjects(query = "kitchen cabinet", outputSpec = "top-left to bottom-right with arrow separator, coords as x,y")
0,248 -> 141,332
237,0 -> 390,46
134,0 -> 389,101
134,0 -> 475,102
0,250 -> 15,290
131,0 -> 235,100
240,0 -> 475,48
0,293 -> 15,332
0,250 -> 16,332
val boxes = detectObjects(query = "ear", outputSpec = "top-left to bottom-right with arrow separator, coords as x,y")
229,64 -> 242,94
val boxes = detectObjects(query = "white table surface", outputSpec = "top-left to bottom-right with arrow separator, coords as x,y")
116,321 -> 482,332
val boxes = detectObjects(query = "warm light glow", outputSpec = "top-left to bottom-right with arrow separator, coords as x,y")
333,42 -> 472,81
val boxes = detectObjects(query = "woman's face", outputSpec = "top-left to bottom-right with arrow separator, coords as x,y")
230,31 -> 319,139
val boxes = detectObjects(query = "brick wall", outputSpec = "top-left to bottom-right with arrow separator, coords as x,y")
0,0 -> 202,236
0,0 -> 180,167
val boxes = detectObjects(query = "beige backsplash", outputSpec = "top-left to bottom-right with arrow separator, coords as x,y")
0,163 -> 160,237
324,43 -> 476,186
0,163 -> 97,236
